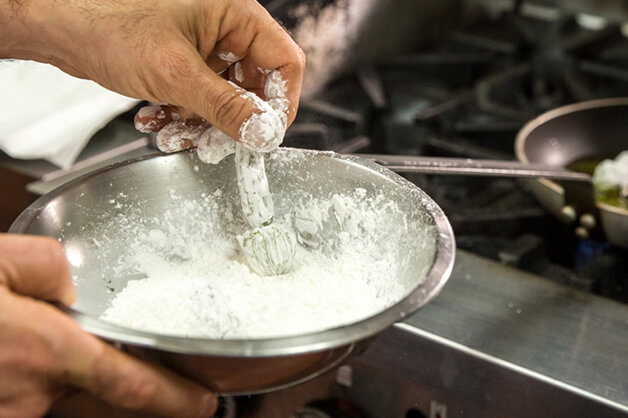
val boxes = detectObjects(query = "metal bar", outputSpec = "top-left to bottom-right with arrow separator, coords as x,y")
331,136 -> 371,154
357,67 -> 387,109
579,60 -> 628,82
448,31 -> 517,55
415,91 -> 473,121
357,154 -> 590,181
475,62 -> 533,121
357,153 -> 599,219
301,100 -> 362,124
41,137 -> 150,182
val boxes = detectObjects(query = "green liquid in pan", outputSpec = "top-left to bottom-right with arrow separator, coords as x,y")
566,158 -> 605,176
567,156 -> 627,210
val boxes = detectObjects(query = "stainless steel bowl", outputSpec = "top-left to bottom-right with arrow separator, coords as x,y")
10,148 -> 455,395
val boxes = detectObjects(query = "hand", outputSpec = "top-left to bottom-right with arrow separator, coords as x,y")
0,0 -> 305,152
0,234 -> 217,418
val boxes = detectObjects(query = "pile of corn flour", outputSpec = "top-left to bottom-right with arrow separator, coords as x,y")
99,185 -> 421,339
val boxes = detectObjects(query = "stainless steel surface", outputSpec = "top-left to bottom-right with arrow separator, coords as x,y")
0,118 -> 154,195
27,138 -> 152,195
407,250 -> 628,409
245,250 -> 628,417
9,148 -> 455,395
515,98 -> 628,249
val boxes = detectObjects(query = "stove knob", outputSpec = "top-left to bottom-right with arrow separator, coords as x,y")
579,213 -> 596,230
561,205 -> 577,221
575,226 -> 589,239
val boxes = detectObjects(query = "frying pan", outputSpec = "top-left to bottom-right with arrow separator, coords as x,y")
361,98 -> 628,249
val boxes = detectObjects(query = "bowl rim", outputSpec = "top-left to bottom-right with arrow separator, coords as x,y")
10,148 -> 456,357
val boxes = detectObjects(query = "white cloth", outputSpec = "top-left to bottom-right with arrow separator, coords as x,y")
0,60 -> 139,168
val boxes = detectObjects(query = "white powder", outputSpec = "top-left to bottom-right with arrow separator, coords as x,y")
197,127 -> 236,164
217,51 -> 241,64
234,61 -> 244,83
238,70 -> 287,152
98,184 -> 420,339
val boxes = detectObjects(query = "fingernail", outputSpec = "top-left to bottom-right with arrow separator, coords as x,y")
200,393 -> 218,417
134,105 -> 168,133
239,111 -> 284,152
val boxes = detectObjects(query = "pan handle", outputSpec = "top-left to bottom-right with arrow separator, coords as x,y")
356,154 -> 600,235
356,154 -> 590,181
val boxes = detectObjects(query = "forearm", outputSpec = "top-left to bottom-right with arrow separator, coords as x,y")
1,0 -> 45,59
0,0 -> 82,70
0,0 -> 305,150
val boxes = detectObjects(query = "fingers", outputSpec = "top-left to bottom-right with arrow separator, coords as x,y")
244,8 -> 306,127
4,289 -> 217,418
197,127 -> 236,164
62,338 -> 217,418
135,105 -> 208,153
135,1 -> 304,153
181,54 -> 285,151
134,105 -> 183,133
155,118 -> 209,153
0,234 -> 75,305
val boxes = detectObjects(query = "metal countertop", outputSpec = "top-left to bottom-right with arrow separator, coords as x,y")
403,249 -> 628,407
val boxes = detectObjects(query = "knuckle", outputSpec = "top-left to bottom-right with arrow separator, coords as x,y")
119,374 -> 159,409
151,43 -> 195,97
210,89 -> 249,130
295,46 -> 307,69
158,47 -> 194,81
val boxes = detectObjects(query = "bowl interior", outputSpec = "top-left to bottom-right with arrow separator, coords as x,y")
14,149 -> 445,342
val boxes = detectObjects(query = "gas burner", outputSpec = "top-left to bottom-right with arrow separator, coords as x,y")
364,9 -> 628,157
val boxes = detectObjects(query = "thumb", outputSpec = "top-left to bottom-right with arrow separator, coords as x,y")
166,48 -> 284,152
0,234 -> 76,305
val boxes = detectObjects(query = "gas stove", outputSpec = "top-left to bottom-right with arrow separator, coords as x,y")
282,5 -> 628,305
212,5 -> 628,417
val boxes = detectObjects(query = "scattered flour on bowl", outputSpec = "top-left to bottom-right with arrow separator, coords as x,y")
99,186 -> 424,339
